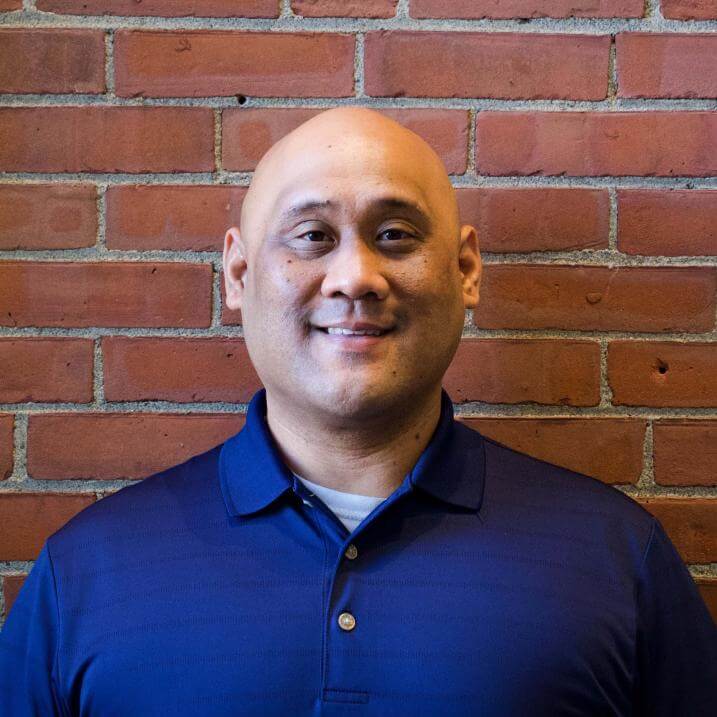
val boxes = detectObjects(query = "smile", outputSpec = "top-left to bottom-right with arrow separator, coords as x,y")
325,327 -> 384,336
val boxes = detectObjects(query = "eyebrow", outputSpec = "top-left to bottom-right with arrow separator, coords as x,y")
277,196 -> 433,229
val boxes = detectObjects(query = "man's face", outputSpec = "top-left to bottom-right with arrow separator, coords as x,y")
224,114 -> 480,420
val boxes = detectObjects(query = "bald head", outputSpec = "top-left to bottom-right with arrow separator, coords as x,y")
222,105 -> 482,424
239,107 -> 460,252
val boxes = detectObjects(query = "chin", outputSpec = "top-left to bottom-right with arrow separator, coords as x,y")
313,379 -> 396,419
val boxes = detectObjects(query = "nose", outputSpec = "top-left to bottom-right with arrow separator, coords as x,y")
320,238 -> 390,301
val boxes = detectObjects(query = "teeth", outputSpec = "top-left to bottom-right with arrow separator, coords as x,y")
326,327 -> 384,336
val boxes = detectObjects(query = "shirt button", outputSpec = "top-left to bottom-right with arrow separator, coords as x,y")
338,612 -> 356,631
344,543 -> 358,560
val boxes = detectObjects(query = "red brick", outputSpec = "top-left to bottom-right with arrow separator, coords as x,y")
292,0 -> 397,16
474,265 -> 716,332
0,415 -> 12,480
36,0 -> 279,15
220,278 -> 243,326
0,493 -> 96,560
222,107 -> 469,173
3,575 -> 25,616
697,578 -> 717,623
459,417 -> 645,485
617,189 -> 717,257
653,421 -> 717,487
617,33 -> 717,99
410,0 -> 644,18
638,499 -> 717,564
114,30 -> 354,98
0,107 -> 214,173
475,112 -> 717,177
444,338 -> 601,406
608,341 -> 717,408
27,413 -> 245,479
0,262 -> 212,328
456,188 -> 609,253
0,184 -> 97,250
365,31 -> 609,101
103,337 -> 262,403
0,0 -> 23,11
106,185 -> 245,251
0,338 -> 93,403
0,29 -> 105,95
662,0 -> 717,20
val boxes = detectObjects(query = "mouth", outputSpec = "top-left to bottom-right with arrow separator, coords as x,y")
312,325 -> 395,349
316,326 -> 392,336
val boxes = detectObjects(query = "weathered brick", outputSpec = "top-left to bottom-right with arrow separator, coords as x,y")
27,413 -> 245,479
0,338 -> 93,403
617,190 -> 717,256
459,417 -> 645,484
475,112 -> 717,176
222,107 -> 469,173
365,31 -> 610,100
696,578 -> 717,623
617,33 -> 717,99
0,29 -> 105,94
0,493 -> 95,560
638,499 -> 717,564
653,420 -> 717,487
36,0 -> 280,16
0,1 -> 23,12
473,265 -> 716,332
3,575 -> 25,616
456,188 -> 609,253
0,262 -> 212,328
102,337 -> 262,403
410,0 -> 644,18
292,0 -> 397,16
608,341 -> 717,408
106,185 -> 245,251
0,107 -> 214,173
444,338 -> 601,406
114,30 -> 355,98
662,0 -> 717,20
0,184 -> 97,250
0,414 -> 12,480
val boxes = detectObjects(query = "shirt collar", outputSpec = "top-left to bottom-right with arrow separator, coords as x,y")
219,387 -> 485,518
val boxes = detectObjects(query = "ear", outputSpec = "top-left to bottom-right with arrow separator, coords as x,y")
458,224 -> 481,310
223,226 -> 248,311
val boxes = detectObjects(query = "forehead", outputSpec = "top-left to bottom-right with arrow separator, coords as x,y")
265,152 -> 434,221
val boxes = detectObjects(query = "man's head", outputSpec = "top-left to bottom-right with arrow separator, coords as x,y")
223,106 -> 481,421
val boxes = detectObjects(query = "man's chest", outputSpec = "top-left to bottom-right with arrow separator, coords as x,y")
56,505 -> 637,716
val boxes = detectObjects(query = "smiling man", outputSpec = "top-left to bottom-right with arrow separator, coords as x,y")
1,107 -> 715,716
223,106 -> 475,501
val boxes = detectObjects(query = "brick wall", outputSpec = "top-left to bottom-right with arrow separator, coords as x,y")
0,0 -> 715,627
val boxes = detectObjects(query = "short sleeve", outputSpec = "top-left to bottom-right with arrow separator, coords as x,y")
633,517 -> 717,716
0,541 -> 66,716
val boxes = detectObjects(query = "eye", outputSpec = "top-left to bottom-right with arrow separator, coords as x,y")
378,228 -> 414,242
298,230 -> 330,243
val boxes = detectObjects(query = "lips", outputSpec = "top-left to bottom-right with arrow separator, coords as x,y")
313,322 -> 395,336
326,326 -> 386,336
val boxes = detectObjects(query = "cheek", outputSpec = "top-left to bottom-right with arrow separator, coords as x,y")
251,260 -> 318,330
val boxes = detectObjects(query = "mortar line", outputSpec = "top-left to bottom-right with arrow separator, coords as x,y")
1,14 -> 716,32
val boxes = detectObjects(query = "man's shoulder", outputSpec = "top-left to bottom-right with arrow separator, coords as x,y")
460,422 -> 656,541
45,440 -> 226,555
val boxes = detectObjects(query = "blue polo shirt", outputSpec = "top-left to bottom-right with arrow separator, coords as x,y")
1,387 -> 715,716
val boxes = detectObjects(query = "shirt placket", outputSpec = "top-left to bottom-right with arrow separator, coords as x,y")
293,477 -> 412,714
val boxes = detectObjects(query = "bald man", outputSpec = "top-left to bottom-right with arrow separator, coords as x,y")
1,107 -> 715,716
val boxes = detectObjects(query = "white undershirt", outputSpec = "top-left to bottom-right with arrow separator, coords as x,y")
293,474 -> 386,532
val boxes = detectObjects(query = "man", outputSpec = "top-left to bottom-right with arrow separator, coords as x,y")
0,107 -> 715,716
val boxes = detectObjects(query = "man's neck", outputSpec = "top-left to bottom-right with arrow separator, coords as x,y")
264,387 -> 443,499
